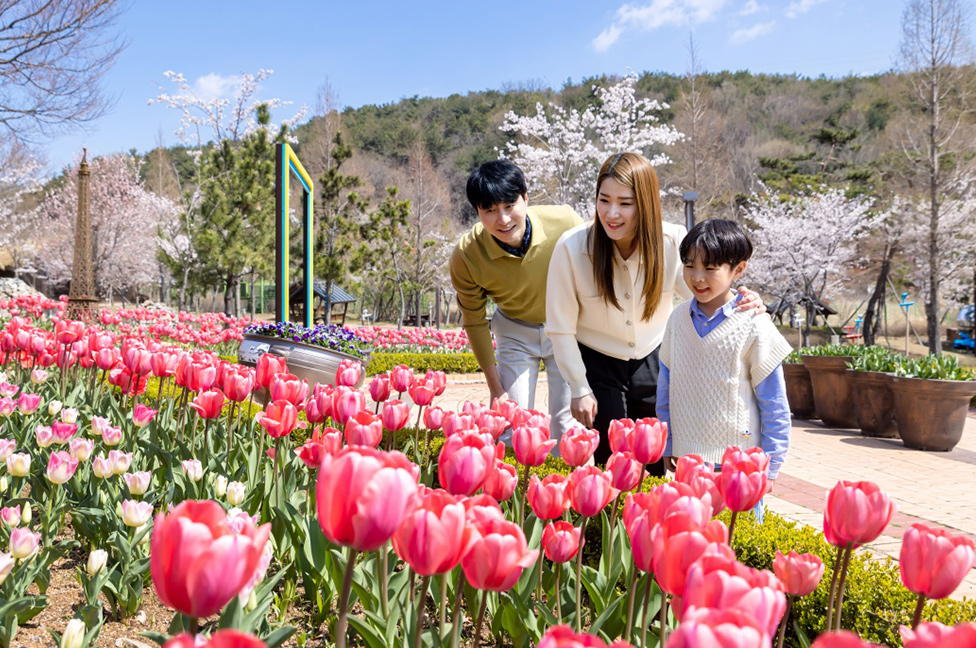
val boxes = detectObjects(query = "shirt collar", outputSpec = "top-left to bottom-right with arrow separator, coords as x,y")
492,215 -> 532,257
690,293 -> 742,321
480,208 -> 547,260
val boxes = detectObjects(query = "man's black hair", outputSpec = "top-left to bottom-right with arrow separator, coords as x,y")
465,160 -> 528,211
679,218 -> 754,267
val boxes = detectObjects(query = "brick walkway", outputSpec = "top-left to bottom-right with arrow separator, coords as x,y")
422,373 -> 976,600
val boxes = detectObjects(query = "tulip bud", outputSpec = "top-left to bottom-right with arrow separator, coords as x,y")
227,481 -> 246,506
0,476 -> 6,495
21,501 -> 31,524
181,459 -> 203,482
87,549 -> 108,575
60,407 -> 79,424
60,618 -> 85,648
214,475 -> 228,498
48,400 -> 63,417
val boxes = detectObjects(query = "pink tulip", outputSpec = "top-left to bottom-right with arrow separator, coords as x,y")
0,397 -> 14,417
391,364 -> 414,393
256,400 -> 298,438
0,382 -> 18,398
632,417 -> 667,465
899,523 -> 976,600
69,437 -> 94,461
651,517 -> 731,597
255,353 -> 287,390
30,367 -> 48,383
559,427 -> 600,467
542,521 -> 582,564
483,460 -> 518,502
823,481 -> 896,547
151,500 -> 270,619
151,351 -> 179,378
900,622 -> 976,648
35,425 -> 54,448
294,427 -> 342,468
491,397 -> 520,424
181,459 -> 203,482
124,470 -> 153,496
10,527 -> 41,559
773,550 -> 825,597
190,389 -> 225,420
94,347 -> 119,371
608,418 -> 636,453
46,450 -> 79,484
102,424 -> 123,446
607,451 -> 645,492
681,555 -> 786,637
222,370 -> 254,403
132,404 -> 158,427
17,393 -> 41,414
438,433 -> 497,496
425,370 -> 447,395
269,373 -> 308,406
461,516 -> 538,591
527,473 -> 571,520
185,361 -> 217,392
381,399 -> 410,432
567,465 -> 620,518
0,438 -> 13,462
513,424 -> 556,466
121,499 -> 154,527
424,405 -> 446,431
50,420 -> 78,444
408,378 -> 435,407
335,359 -> 362,387
718,448 -> 770,513
332,386 -> 366,425
92,454 -> 111,478
109,450 -> 133,475
1,506 -> 21,527
809,631 -> 886,648
90,415 -> 112,437
123,346 -> 153,376
344,411 -> 384,448
477,411 -> 509,440
317,447 -> 419,551
675,454 -> 708,481
664,607 -> 769,648
369,373 -> 391,403
392,489 -> 468,576
164,629 -> 267,648
443,412 -> 476,437
304,389 -> 333,424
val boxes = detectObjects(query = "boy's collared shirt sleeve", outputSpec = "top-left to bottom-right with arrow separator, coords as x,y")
755,365 -> 791,479
657,361 -> 672,456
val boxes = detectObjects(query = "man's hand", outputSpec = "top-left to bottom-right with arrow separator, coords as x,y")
664,456 -> 677,473
735,286 -> 767,315
571,394 -> 598,428
489,386 -> 510,406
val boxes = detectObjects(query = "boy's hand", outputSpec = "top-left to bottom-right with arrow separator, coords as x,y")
768,479 -> 775,494
571,394 -> 598,428
734,287 -> 767,314
664,456 -> 677,473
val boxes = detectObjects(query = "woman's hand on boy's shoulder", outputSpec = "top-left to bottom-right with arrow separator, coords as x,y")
733,287 -> 767,315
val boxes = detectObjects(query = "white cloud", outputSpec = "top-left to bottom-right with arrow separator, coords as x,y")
739,0 -> 762,15
191,73 -> 244,101
729,20 -> 776,44
785,0 -> 828,19
592,0 -> 728,50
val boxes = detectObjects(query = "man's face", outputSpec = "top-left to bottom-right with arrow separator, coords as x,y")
477,194 -> 528,248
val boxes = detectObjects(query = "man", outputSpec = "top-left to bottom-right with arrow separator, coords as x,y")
449,159 -> 582,446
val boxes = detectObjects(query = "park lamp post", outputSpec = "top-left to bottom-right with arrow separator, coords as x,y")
683,191 -> 698,232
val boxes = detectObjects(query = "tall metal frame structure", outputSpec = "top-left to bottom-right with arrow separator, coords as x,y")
274,143 -> 315,327
67,149 -> 97,319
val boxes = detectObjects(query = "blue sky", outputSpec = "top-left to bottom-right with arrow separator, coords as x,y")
41,0 -> 937,173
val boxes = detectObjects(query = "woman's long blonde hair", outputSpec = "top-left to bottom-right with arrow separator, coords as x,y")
588,152 -> 665,322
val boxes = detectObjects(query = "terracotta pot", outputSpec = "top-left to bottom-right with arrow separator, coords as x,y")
801,355 -> 858,429
888,375 -> 976,451
237,333 -> 368,390
783,363 -> 817,419
846,370 -> 897,438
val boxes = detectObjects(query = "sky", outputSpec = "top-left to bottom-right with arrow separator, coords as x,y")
38,0 -> 949,174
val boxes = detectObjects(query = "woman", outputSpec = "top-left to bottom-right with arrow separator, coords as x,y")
545,152 -> 762,468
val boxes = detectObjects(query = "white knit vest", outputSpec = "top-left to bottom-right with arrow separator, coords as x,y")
660,302 -> 792,466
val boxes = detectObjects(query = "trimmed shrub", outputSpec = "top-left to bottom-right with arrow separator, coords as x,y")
366,352 -> 482,375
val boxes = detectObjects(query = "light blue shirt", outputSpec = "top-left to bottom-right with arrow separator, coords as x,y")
657,296 -> 791,480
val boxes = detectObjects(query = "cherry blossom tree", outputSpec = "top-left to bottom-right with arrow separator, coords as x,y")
34,153 -> 177,300
500,73 -> 684,217
744,186 -> 878,346
0,145 -> 43,273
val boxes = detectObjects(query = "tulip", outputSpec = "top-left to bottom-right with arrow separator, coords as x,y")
48,399 -> 63,416
87,549 -> 108,575
123,346 -> 153,376
408,378 -> 435,407
0,382 -> 18,398
0,397 -> 14,417
559,427 -> 600,467
227,481 -> 246,506
336,359 -> 362,387
295,428 -> 342,468
345,411 -> 384,448
438,432 -> 497,496
55,319 -> 85,345
527,473 -> 571,520
304,389 -> 332,424
90,415 -> 112,437
567,465 -> 620,518
332,386 -> 366,425
317,446 -> 419,552
483,460 -> 518,502
369,373 -> 391,403
423,405 -> 446,431
151,500 -> 271,619
60,618 -> 86,648
513,424 -> 557,466
491,397 -> 520,424
151,350 -> 179,378
900,522 -> 976,601
607,451 -> 645,492
651,521 -> 732,598
270,373 -> 308,407
121,499 -> 153,527
60,407 -> 79,424
900,621 -> 976,648
809,631 -> 885,648
1,506 -> 21,527
255,352 -> 287,389
381,399 -> 410,431
632,417 -> 667,465
17,393 -> 41,414
164,629 -> 268,648
682,556 -> 787,638
442,412 -> 476,437
124,470 -> 152,495
542,521 -> 582,563
133,404 -> 158,427
214,475 -> 228,498
665,607 -> 769,648
181,459 -> 203,482
51,420 -> 78,444
92,454 -> 111,478
719,446 -> 771,513
35,425 -> 54,448
392,489 -> 468,575
102,424 -> 123,446
461,516 -> 538,591
391,364 -> 414,393
94,347 -> 118,371
477,411 -> 508,440
10,527 -> 41,559
824,480 -> 896,548
608,418 -> 636,453
46,450 -> 79,484
222,369 -> 254,403
773,550 -> 825,597
190,389 -> 225,420
185,361 -> 217,392
0,438 -> 13,462
257,399 -> 299,438
30,368 -> 48,383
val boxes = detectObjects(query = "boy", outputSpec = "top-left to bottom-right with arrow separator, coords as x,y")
657,219 -> 793,488
449,160 -> 582,446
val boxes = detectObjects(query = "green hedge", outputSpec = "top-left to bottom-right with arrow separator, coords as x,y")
366,352 -> 482,375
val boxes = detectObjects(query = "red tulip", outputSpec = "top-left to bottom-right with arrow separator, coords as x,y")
270,373 -> 308,407
316,447 -> 419,552
632,417 -> 667,465
151,500 -> 270,619
257,400 -> 299,438
483,460 -> 518,502
304,388 -> 333,424
443,412 -> 476,437
681,555 -> 786,637
123,346 -> 153,376
491,397 -> 520,425
408,378 -> 435,407
718,448 -> 770,512
332,386 -> 366,425
255,353 -> 287,390
381,399 -> 410,431
222,370 -> 254,403
185,361 -> 217,392
423,405 -> 446,430
392,489 -> 468,575
94,347 -> 119,371
369,373 -> 391,403
809,631 -> 886,648
391,364 -> 414,393
608,418 -> 636,453
526,473 -> 571,520
651,516 -> 731,597
164,629 -> 267,648
823,480 -> 896,547
900,622 -> 976,648
665,607 -> 769,648
461,516 -> 538,591
899,523 -> 976,599
477,411 -> 509,440
438,433 -> 496,496
425,369 -> 447,395
151,351 -> 179,378
294,427 -> 342,468
345,411 -> 384,448
189,389 -> 225,420
335,359 -> 362,387
542,521 -> 582,564
567,465 -> 620,518
559,427 -> 600,467
773,550 -> 825,597
513,424 -> 556,466
55,319 -> 85,345
606,451 -> 645,492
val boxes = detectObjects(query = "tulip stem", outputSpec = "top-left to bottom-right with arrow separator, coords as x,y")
624,568 -> 639,642
554,562 -> 562,624
336,547 -> 356,648
536,556 -> 543,603
659,592 -> 669,647
640,570 -> 653,648
472,590 -> 488,648
413,407 -> 424,464
575,516 -> 589,632
825,544 -> 843,632
379,544 -> 390,617
776,594 -> 793,648
450,572 -> 465,648
833,542 -> 854,631
911,593 -> 926,630
438,572 -> 449,629
275,437 -> 282,509
727,510 -> 739,543
518,463 -> 530,528
414,575 -> 430,648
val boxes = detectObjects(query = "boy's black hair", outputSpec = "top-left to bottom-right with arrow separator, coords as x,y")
465,160 -> 528,211
679,218 -> 753,267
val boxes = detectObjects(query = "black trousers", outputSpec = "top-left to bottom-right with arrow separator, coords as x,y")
579,343 -> 665,476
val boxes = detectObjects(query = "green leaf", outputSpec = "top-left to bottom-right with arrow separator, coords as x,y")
262,626 -> 297,648
346,613 -> 391,648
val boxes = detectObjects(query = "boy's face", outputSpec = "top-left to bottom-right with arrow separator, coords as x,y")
477,194 -> 529,248
683,250 -> 747,311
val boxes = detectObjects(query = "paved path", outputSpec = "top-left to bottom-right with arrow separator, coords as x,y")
422,373 -> 976,600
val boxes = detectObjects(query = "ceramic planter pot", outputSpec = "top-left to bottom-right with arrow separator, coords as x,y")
238,333 -> 368,390
783,363 -> 818,419
846,369 -> 897,438
888,375 -> 976,451
801,355 -> 858,429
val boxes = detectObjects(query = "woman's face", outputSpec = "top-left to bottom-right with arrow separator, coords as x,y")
596,177 -> 639,258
